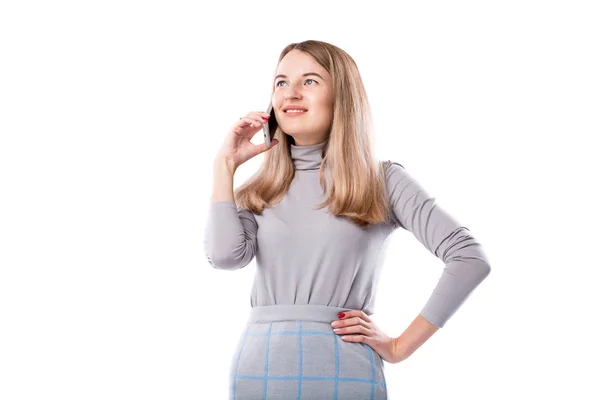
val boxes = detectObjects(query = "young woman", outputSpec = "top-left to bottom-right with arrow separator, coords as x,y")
204,40 -> 491,400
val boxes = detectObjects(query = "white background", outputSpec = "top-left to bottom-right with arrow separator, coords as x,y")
1,0 -> 599,399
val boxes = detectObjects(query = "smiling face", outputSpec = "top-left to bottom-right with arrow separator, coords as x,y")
272,50 -> 334,146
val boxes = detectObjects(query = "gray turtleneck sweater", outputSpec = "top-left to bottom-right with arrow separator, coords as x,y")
204,141 -> 491,328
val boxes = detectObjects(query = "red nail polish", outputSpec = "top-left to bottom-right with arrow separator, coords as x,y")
262,116 -> 269,121
338,313 -> 345,318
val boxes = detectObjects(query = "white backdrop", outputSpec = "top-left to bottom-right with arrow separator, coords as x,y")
1,0 -> 599,399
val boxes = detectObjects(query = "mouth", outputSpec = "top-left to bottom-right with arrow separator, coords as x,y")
283,110 -> 308,116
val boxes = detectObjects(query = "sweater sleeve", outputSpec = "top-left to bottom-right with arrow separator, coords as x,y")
203,200 -> 258,270
384,161 -> 491,328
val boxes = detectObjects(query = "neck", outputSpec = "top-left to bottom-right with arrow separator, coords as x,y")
290,141 -> 326,170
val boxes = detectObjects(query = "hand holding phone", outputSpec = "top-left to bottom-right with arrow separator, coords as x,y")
216,110 -> 277,171
263,100 -> 279,149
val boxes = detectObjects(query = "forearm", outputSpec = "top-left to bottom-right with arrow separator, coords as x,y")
211,158 -> 236,204
394,314 -> 440,362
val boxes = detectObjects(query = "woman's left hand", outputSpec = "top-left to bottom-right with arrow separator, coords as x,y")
331,309 -> 404,364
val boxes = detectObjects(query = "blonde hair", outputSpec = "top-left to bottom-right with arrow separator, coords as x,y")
234,40 -> 394,229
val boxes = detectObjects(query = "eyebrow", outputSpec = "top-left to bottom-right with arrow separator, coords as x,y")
274,72 -> 324,82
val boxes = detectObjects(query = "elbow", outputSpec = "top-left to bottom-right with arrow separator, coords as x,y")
205,253 -> 247,271
204,244 -> 254,271
203,235 -> 256,271
478,260 -> 492,281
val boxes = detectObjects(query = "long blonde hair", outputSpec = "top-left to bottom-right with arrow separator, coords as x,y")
234,40 -> 394,229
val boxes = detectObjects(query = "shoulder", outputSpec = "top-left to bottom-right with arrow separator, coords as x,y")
381,159 -> 419,194
381,160 -> 407,181
381,160 -> 405,171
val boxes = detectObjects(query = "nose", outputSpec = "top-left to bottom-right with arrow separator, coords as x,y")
284,83 -> 303,101
284,92 -> 301,101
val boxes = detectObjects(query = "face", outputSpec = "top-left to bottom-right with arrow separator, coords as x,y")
272,50 -> 334,146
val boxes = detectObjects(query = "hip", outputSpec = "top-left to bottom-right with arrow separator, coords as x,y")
228,304 -> 388,400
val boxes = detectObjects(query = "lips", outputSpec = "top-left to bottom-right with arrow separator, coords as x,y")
283,110 -> 307,117
282,105 -> 308,112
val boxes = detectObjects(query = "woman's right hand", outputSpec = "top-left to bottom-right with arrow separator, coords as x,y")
215,111 -> 279,171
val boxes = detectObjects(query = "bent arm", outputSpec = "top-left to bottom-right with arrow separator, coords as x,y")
204,201 -> 258,270
204,159 -> 258,270
385,161 -> 491,328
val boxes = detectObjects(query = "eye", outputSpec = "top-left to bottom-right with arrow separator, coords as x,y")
275,78 -> 318,87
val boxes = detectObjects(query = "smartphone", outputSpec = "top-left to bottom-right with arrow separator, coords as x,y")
263,100 -> 278,149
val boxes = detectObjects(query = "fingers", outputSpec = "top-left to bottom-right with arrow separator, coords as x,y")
252,111 -> 271,119
333,324 -> 369,336
239,116 -> 266,128
332,316 -> 370,331
335,309 -> 372,324
360,310 -> 372,323
331,310 -> 375,344
337,334 -> 366,343
240,111 -> 271,128
349,316 -> 370,327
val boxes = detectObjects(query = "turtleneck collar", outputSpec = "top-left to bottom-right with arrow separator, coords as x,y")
290,141 -> 326,170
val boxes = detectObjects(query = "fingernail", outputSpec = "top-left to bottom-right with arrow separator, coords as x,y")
338,313 -> 345,318
262,116 -> 269,121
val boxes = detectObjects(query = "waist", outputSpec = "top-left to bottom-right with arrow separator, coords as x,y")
248,304 -> 356,324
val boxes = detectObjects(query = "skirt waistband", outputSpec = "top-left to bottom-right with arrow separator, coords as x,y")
248,305 -> 354,324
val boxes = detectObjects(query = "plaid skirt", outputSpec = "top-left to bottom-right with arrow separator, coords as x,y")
228,304 -> 388,399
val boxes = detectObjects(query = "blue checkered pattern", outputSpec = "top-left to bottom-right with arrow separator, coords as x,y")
229,319 -> 388,399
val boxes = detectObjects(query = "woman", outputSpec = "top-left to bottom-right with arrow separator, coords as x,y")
204,40 -> 491,400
